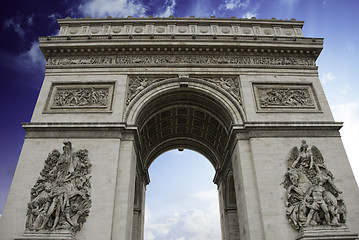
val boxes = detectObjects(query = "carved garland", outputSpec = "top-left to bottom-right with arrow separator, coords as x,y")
47,55 -> 315,67
25,142 -> 91,234
283,140 -> 346,230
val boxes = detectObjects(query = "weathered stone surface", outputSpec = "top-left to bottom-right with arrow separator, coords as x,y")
24,142 -> 91,234
15,230 -> 76,240
283,140 -> 346,230
296,226 -> 358,240
44,83 -> 115,113
0,16 -> 358,240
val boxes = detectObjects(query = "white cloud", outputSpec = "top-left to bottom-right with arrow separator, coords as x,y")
3,18 -> 26,37
321,72 -> 335,83
78,0 -> 147,18
340,84 -> 350,95
27,15 -> 34,26
280,0 -> 299,4
0,42 -> 46,75
19,42 -> 46,71
220,0 -> 250,10
48,13 -> 62,23
191,189 -> 218,201
331,102 -> 359,185
145,189 -> 221,240
243,11 -> 257,18
156,0 -> 176,17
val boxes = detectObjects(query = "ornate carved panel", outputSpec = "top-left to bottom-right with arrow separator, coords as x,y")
283,140 -> 346,230
202,76 -> 241,103
126,76 -> 169,105
44,82 -> 115,113
253,83 -> 320,112
47,55 -> 315,68
25,142 -> 91,234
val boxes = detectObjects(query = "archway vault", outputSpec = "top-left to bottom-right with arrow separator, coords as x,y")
130,77 -> 244,240
127,77 -> 245,172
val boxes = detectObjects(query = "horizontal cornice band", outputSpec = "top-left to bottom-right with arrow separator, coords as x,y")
23,121 -> 342,139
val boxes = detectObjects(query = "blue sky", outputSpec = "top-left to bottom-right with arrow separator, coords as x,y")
1,0 -> 359,239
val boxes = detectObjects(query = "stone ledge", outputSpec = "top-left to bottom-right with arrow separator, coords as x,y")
297,226 -> 359,240
15,230 -> 76,240
22,122 -> 343,139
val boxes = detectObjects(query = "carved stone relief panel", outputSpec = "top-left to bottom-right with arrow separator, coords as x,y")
201,76 -> 242,103
25,142 -> 91,234
126,76 -> 173,105
47,55 -> 316,68
283,140 -> 346,230
44,82 -> 115,113
253,83 -> 320,112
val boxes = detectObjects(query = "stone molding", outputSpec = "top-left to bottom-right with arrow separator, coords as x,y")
56,17 -> 304,39
296,226 -> 359,240
22,122 -> 343,139
15,230 -> 76,240
44,82 -> 115,113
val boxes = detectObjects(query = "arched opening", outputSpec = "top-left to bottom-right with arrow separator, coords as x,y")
144,149 -> 221,239
130,79 -> 243,240
136,87 -> 234,171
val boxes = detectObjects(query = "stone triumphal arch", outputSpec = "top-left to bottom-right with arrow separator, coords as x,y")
1,17 -> 359,240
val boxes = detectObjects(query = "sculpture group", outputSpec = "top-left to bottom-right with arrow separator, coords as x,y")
283,140 -> 346,230
54,87 -> 109,107
25,142 -> 92,233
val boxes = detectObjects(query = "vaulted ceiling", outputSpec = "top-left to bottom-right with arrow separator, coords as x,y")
136,88 -> 233,170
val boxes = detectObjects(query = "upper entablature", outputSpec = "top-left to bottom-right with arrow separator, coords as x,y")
56,16 -> 305,38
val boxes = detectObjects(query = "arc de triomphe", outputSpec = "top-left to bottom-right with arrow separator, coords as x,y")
0,17 -> 358,240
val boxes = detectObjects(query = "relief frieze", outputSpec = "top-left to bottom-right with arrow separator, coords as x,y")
126,76 -> 166,105
25,142 -> 92,234
53,87 -> 109,108
283,140 -> 346,230
259,88 -> 313,107
45,83 -> 114,113
203,76 -> 242,103
253,84 -> 319,112
47,55 -> 315,67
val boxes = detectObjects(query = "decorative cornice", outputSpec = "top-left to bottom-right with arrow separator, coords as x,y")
39,17 -> 323,61
55,16 -> 305,39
